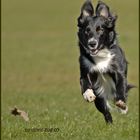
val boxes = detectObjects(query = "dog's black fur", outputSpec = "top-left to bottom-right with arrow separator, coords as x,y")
77,0 -> 134,123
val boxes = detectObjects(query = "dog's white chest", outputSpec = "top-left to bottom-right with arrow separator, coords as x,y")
90,48 -> 114,73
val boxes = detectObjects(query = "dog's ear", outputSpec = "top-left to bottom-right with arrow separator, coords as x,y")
81,0 -> 94,17
96,1 -> 110,18
78,0 -> 94,27
96,1 -> 117,28
107,13 -> 118,28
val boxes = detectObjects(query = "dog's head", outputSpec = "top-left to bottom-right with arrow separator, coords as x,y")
77,0 -> 117,55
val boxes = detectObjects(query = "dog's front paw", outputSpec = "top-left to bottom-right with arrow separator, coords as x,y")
83,89 -> 96,102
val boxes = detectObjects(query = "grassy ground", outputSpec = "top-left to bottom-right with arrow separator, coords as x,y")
2,0 -> 139,140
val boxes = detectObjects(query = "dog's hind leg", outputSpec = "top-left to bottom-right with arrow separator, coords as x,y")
115,73 -> 128,112
94,97 -> 113,124
109,72 -> 128,112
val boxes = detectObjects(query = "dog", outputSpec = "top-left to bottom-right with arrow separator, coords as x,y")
77,0 -> 134,123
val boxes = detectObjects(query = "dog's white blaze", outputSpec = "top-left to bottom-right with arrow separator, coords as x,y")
88,37 -> 96,43
91,48 -> 115,73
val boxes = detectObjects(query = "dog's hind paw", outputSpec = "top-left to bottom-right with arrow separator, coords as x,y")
116,100 -> 127,110
118,106 -> 128,114
83,89 -> 96,102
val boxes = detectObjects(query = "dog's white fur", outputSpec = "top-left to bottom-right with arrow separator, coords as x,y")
90,48 -> 115,73
83,89 -> 96,102
88,37 -> 98,50
83,48 -> 116,108
94,74 -> 116,98
83,10 -> 90,17
118,106 -> 128,114
83,48 -> 128,113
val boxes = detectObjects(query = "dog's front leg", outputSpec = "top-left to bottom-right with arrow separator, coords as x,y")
80,76 -> 96,102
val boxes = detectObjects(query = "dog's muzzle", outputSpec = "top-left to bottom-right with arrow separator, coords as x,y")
88,38 -> 99,55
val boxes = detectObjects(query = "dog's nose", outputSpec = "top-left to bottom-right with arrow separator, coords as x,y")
88,41 -> 97,46
88,41 -> 97,48
88,37 -> 98,48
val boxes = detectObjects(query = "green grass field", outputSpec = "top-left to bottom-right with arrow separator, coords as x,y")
2,0 -> 139,139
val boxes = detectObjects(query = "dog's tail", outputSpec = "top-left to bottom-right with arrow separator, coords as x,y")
126,84 -> 136,93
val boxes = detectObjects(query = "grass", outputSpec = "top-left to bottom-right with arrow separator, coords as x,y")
2,0 -> 139,140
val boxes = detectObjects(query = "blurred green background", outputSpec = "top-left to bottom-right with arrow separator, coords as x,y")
2,0 -> 139,140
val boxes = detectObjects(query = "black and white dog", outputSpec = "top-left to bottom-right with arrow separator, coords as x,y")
77,0 -> 134,123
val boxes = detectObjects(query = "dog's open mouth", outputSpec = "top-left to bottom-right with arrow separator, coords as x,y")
90,49 -> 99,55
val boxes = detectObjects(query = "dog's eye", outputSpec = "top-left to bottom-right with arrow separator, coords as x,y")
86,27 -> 91,32
96,26 -> 104,34
85,27 -> 91,34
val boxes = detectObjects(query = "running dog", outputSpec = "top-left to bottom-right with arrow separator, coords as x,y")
77,0 -> 134,123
